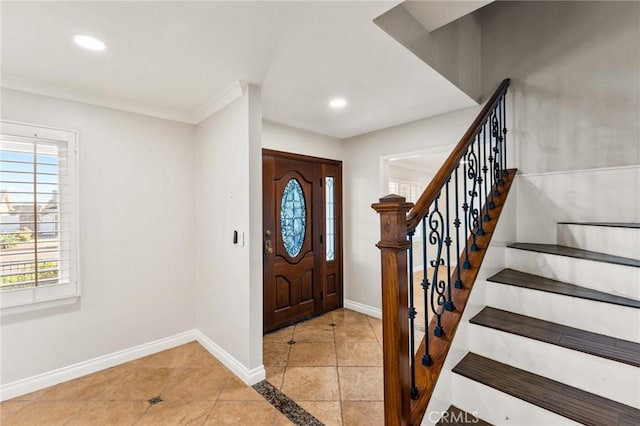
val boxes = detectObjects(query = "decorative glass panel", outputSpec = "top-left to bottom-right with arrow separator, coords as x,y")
280,179 -> 306,257
326,177 -> 335,261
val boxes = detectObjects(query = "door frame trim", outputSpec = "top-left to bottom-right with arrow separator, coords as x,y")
262,149 -> 344,332
262,149 -> 342,166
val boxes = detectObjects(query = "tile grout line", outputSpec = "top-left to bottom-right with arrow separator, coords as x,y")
264,323 -> 325,425
262,310 -> 386,425
332,310 -> 345,426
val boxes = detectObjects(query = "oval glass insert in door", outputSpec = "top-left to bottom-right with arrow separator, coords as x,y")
280,178 -> 306,257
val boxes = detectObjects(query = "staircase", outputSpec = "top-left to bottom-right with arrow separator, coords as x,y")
372,78 -> 639,425
449,223 -> 640,425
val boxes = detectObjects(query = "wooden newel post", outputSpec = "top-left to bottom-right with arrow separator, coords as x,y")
372,194 -> 414,426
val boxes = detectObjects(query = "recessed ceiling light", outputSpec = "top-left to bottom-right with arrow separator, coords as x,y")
72,34 -> 107,51
329,98 -> 347,109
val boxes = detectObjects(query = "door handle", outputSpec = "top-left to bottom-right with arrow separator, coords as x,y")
264,239 -> 273,254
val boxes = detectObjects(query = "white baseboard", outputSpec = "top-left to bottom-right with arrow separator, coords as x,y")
194,330 -> 265,386
0,329 -> 199,401
344,299 -> 382,319
0,328 -> 266,401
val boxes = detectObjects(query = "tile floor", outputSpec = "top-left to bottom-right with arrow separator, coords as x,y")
263,308 -> 385,426
1,307 -> 424,425
1,342 -> 292,425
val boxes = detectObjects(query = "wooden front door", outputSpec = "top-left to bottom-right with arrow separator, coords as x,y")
263,150 -> 342,333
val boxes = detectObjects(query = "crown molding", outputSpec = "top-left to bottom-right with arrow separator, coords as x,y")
192,80 -> 246,124
1,75 -> 248,125
1,75 -> 195,124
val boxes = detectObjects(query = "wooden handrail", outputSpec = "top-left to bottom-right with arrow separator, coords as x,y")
406,78 -> 510,232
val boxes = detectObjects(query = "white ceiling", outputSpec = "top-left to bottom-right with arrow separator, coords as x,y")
1,1 -> 477,139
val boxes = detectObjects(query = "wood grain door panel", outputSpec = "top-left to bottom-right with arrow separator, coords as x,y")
263,150 -> 342,333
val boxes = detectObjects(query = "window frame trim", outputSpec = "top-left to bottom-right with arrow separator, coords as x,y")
0,120 -> 80,315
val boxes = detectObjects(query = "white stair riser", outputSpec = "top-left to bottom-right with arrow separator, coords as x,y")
486,281 -> 640,342
558,224 -> 640,259
506,248 -> 640,299
469,324 -> 640,408
451,374 -> 582,426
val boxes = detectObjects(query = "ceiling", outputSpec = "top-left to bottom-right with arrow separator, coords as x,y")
1,1 -> 478,139
403,0 -> 492,32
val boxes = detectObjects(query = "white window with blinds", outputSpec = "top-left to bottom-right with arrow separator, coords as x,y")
0,121 -> 79,311
388,179 -> 421,203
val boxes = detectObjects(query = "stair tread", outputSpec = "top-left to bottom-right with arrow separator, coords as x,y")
558,222 -> 640,229
436,406 -> 491,426
488,268 -> 640,309
507,243 -> 640,267
453,353 -> 640,426
471,307 -> 640,367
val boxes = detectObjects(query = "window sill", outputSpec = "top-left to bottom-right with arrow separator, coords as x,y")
1,292 -> 80,316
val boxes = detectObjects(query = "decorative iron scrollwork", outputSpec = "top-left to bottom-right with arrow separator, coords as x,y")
428,196 -> 447,337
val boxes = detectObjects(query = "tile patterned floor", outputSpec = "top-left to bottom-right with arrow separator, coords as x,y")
264,308 -> 385,426
1,308 -> 396,425
1,342 -> 292,425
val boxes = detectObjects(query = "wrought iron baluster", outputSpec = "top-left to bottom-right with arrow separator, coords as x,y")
428,195 -> 446,337
476,129 -> 485,236
482,120 -> 490,222
421,218 -> 432,366
501,94 -> 508,180
462,149 -> 471,269
467,137 -> 480,251
407,231 -> 418,399
443,179 -> 454,312
493,102 -> 502,198
488,110 -> 497,209
454,165 -> 463,288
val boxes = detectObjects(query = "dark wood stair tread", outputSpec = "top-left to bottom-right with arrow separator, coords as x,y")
508,243 -> 640,267
453,353 -> 640,426
558,222 -> 640,229
470,307 -> 640,367
435,406 -> 491,426
487,268 -> 640,308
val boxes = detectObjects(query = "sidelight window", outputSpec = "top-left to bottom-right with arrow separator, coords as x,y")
325,177 -> 335,261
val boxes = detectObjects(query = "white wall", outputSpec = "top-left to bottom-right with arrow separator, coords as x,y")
0,88 -> 196,384
387,164 -> 432,184
262,120 -> 343,161
343,106 -> 481,310
375,5 -> 482,101
516,166 -> 640,244
480,1 -> 640,241
481,1 -> 640,174
194,85 -> 264,380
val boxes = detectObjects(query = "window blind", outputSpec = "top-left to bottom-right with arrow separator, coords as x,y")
0,121 -> 78,307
